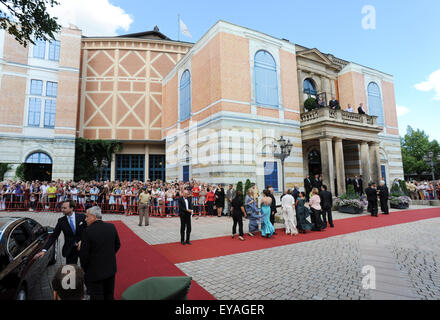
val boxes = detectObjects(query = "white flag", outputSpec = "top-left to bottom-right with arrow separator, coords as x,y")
179,18 -> 192,38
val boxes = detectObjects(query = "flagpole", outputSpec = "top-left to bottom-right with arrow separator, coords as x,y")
178,14 -> 180,42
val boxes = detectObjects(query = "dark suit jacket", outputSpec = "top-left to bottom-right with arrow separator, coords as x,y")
365,187 -> 378,202
292,189 -> 300,202
358,107 -> 366,115
353,179 -> 363,194
329,100 -> 339,109
80,220 -> 120,282
44,213 -> 87,258
178,196 -> 193,216
269,194 -> 277,213
319,190 -> 333,209
312,179 -> 322,189
378,185 -> 389,201
304,178 -> 312,192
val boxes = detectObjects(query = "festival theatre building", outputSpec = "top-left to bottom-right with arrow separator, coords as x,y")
0,21 -> 404,194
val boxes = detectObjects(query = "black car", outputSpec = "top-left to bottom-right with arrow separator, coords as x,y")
0,217 -> 57,300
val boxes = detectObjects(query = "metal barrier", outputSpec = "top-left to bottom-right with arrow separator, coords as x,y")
0,193 -> 224,218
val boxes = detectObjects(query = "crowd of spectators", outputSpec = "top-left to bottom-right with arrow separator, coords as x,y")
405,180 -> 440,200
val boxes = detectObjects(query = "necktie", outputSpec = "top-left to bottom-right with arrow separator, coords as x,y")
69,216 -> 76,234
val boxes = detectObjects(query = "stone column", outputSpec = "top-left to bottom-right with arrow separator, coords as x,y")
360,141 -> 371,184
144,144 -> 150,182
369,142 -> 381,184
320,137 -> 335,195
334,138 -> 346,196
110,153 -> 116,181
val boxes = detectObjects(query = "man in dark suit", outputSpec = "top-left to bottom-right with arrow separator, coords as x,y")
80,206 -> 120,300
34,200 -> 87,264
312,174 -> 322,190
353,176 -> 363,196
329,96 -> 339,110
365,182 -> 379,217
319,185 -> 334,228
304,175 -> 312,202
292,185 -> 300,203
358,103 -> 366,115
268,187 -> 278,235
346,176 -> 352,191
378,181 -> 390,215
178,190 -> 194,245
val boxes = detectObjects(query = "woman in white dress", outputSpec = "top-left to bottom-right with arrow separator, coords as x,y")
281,190 -> 299,236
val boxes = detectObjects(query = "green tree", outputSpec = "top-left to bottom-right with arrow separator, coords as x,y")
0,0 -> 61,47
0,163 -> 11,180
401,126 -> 432,176
244,179 -> 252,198
74,138 -> 121,181
236,181 -> 243,201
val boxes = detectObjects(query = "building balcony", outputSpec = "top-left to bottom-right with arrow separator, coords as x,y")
300,107 -> 383,142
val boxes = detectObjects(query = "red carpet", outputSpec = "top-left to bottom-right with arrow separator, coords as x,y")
111,221 -> 216,300
153,207 -> 440,264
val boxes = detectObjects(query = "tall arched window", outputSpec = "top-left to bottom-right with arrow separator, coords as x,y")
179,70 -> 191,122
255,50 -> 278,108
367,82 -> 384,126
303,78 -> 317,96
26,152 -> 52,164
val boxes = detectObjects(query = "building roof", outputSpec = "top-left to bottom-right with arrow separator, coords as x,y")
118,26 -> 172,40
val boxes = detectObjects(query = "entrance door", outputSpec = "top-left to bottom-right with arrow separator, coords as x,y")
381,165 -> 387,185
308,150 -> 322,176
183,165 -> 190,182
25,152 -> 53,181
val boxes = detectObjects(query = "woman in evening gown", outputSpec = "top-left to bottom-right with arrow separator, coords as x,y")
260,190 -> 275,238
296,192 -> 313,233
245,190 -> 261,236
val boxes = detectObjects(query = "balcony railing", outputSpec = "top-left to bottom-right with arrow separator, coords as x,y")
301,107 -> 378,127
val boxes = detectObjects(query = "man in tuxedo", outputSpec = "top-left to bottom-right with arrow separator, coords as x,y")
346,176 -> 352,191
178,190 -> 194,245
319,185 -> 334,228
312,174 -> 322,190
34,200 -> 87,264
378,181 -> 390,215
268,187 -> 278,235
358,103 -> 366,115
365,182 -> 379,217
304,175 -> 312,202
291,185 -> 300,203
80,206 -> 121,300
353,176 -> 363,196
329,96 -> 339,110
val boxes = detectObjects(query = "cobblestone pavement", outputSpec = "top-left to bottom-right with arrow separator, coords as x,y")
2,205 -> 439,300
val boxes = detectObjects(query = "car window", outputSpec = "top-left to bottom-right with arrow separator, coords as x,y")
25,219 -> 45,240
7,224 -> 32,259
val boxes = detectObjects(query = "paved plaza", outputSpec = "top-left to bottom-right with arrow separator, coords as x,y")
5,205 -> 440,300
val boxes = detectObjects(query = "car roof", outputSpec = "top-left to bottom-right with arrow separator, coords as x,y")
0,217 -> 24,242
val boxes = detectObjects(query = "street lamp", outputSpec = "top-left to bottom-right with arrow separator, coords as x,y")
272,136 -> 293,193
93,158 -> 109,181
423,151 -> 440,199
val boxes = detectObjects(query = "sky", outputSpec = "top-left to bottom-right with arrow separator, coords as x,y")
48,0 -> 440,141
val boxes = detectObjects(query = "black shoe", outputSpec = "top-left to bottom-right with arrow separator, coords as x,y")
273,232 -> 278,236
330,225 -> 334,228
186,241 -> 192,245
181,241 -> 186,245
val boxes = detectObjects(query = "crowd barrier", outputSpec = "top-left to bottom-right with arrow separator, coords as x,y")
0,193 -> 226,218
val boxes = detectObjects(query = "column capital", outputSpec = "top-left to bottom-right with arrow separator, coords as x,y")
320,136 -> 334,142
334,137 -> 343,142
368,141 -> 380,147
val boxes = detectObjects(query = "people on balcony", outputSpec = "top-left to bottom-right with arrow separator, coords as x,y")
346,104 -> 354,113
329,96 -> 340,110
358,103 -> 367,115
315,96 -> 326,108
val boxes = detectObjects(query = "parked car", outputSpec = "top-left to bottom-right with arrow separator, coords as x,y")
0,217 -> 57,300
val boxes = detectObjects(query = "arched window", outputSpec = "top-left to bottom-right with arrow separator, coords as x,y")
26,152 -> 52,164
303,78 -> 317,96
255,50 -> 279,107
179,70 -> 191,122
368,82 -> 384,126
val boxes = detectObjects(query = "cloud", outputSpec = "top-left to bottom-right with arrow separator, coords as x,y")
414,69 -> 440,101
48,0 -> 133,36
396,105 -> 410,117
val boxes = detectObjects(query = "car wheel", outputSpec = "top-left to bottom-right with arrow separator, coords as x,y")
16,286 -> 27,301
48,240 -> 58,266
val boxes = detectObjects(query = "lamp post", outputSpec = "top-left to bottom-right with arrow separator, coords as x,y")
93,158 -> 109,181
272,136 -> 293,193
423,151 -> 440,200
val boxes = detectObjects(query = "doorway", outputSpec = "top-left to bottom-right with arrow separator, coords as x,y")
308,150 -> 322,176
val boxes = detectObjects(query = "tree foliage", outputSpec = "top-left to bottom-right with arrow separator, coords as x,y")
74,138 -> 122,181
0,163 -> 11,180
401,126 -> 440,178
0,0 -> 61,47
236,181 -> 243,201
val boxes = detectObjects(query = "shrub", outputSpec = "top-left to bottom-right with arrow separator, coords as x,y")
0,163 -> 11,181
236,181 -> 243,200
244,179 -> 252,198
304,98 -> 318,112
399,180 -> 409,196
15,163 -> 25,180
